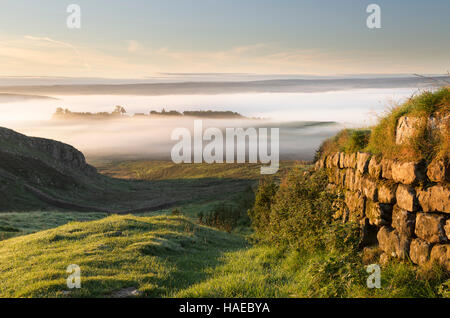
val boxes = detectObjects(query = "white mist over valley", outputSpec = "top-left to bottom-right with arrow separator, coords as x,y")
0,85 -> 422,161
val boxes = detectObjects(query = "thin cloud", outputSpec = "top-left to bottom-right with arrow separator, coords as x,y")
24,35 -> 91,70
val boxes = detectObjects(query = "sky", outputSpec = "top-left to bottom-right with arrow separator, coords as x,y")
0,0 -> 449,78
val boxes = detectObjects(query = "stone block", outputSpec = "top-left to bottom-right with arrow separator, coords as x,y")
366,200 -> 392,226
415,213 -> 447,244
368,157 -> 382,179
417,185 -> 450,213
427,159 -> 449,183
409,238 -> 431,266
396,184 -> 419,212
381,159 -> 394,180
378,182 -> 397,204
430,244 -> 450,271
391,161 -> 425,185
392,205 -> 415,237
356,152 -> 371,174
377,226 -> 410,259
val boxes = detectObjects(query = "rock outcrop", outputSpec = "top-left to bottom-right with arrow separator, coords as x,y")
0,127 -> 97,177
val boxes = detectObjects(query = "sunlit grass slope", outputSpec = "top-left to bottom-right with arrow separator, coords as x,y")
95,161 -> 296,180
0,213 -> 447,298
0,214 -> 247,297
0,211 -> 107,240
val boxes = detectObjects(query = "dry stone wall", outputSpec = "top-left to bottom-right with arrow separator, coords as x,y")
315,152 -> 450,271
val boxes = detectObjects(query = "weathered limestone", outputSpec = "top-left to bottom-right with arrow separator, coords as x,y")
409,238 -> 431,266
445,220 -> 450,240
427,159 -> 449,183
391,205 -> 415,237
344,191 -> 365,221
377,226 -> 396,256
395,116 -> 424,144
356,152 -> 371,174
362,177 -> 378,202
337,169 -> 346,187
381,158 -> 394,180
344,169 -> 355,191
325,156 -> 333,168
428,112 -> 450,140
417,185 -> 450,213
365,200 -> 392,227
396,184 -> 419,212
339,153 -> 346,169
378,182 -> 397,204
430,244 -> 450,271
322,151 -> 449,268
368,157 -> 382,179
331,152 -> 340,167
354,171 -> 363,192
391,161 -> 425,185
314,157 -> 325,170
345,153 -> 357,169
415,213 -> 447,244
328,168 -> 344,186
377,226 -> 410,259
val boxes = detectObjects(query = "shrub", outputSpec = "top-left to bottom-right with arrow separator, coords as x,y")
171,208 -> 183,216
248,178 -> 278,237
249,169 -> 345,252
198,203 -> 242,233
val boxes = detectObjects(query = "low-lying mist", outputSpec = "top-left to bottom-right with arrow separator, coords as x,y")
5,117 -> 342,161
0,88 -> 418,161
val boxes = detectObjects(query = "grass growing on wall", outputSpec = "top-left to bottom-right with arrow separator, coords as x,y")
366,87 -> 450,162
316,87 -> 450,162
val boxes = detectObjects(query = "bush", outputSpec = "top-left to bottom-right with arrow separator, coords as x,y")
197,185 -> 255,233
198,203 -> 242,233
249,169 -> 347,252
248,178 -> 278,236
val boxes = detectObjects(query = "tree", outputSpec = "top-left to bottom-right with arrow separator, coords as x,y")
113,105 -> 126,115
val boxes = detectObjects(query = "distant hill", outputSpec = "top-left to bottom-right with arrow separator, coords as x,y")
0,93 -> 56,103
1,76 -> 450,96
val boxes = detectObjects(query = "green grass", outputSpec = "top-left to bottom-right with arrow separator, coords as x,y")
1,214 -> 445,298
315,128 -> 371,159
175,245 -> 448,298
95,160 -> 295,180
0,158 -> 447,298
0,214 -> 248,297
0,211 -> 107,240
366,87 -> 450,162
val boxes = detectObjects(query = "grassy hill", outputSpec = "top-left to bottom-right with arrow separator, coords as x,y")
0,214 -> 248,297
1,212 -> 447,298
